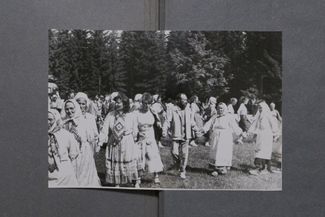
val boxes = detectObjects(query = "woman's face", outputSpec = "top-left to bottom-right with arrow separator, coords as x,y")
217,105 -> 225,115
115,98 -> 124,112
65,102 -> 76,118
48,112 -> 55,130
76,98 -> 87,113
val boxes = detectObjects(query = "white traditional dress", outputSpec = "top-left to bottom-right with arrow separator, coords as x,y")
63,99 -> 101,187
204,113 -> 242,167
249,104 -> 277,160
227,104 -> 235,114
83,112 -> 99,153
99,111 -> 138,185
48,129 -> 79,187
134,110 -> 164,173
270,109 -> 282,163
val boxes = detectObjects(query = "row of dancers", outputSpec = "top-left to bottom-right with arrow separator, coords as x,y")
48,90 -> 282,188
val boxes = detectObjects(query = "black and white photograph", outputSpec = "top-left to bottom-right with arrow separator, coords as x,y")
48,30 -> 282,190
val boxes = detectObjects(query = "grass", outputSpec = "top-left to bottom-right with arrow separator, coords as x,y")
95,136 -> 282,190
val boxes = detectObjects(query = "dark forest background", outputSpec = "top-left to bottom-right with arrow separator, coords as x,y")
49,30 -> 281,107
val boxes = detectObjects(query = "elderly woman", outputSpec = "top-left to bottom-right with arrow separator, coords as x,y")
48,109 -> 79,187
270,102 -> 282,170
248,101 -> 278,175
134,93 -> 164,184
74,92 -> 99,153
63,99 -> 101,186
99,93 -> 139,187
203,103 -> 243,176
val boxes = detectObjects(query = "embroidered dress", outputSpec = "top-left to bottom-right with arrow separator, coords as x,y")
99,112 -> 138,185
134,111 -> 164,173
64,117 -> 100,187
48,129 -> 79,187
204,114 -> 242,167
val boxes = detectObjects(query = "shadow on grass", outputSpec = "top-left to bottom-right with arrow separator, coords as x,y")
238,164 -> 256,174
186,166 -> 212,174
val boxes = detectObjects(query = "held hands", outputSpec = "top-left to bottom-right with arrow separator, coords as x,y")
273,134 -> 280,142
162,130 -> 167,138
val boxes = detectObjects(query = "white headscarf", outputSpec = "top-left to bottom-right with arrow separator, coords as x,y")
258,101 -> 271,118
63,99 -> 83,122
134,93 -> 143,102
217,102 -> 228,116
153,94 -> 159,103
208,96 -> 217,105
74,92 -> 90,108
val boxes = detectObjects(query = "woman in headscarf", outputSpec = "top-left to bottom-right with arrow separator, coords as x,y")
63,99 -> 101,186
270,102 -> 282,171
48,109 -> 79,187
203,103 -> 243,176
248,101 -> 278,175
134,93 -> 164,184
130,93 -> 143,112
98,93 -> 139,187
74,92 -> 99,154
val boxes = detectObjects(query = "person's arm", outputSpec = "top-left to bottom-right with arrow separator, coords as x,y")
229,115 -> 243,136
98,113 -> 110,147
67,132 -> 80,171
130,112 -> 139,142
189,108 -> 199,135
203,114 -> 215,134
162,109 -> 172,137
276,110 -> 282,122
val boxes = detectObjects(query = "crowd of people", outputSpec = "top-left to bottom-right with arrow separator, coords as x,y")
48,86 -> 282,188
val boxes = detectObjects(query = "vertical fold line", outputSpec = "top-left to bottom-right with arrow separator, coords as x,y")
144,0 -> 160,30
158,0 -> 166,30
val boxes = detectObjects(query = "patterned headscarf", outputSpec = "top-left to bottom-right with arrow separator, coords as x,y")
48,109 -> 62,133
48,109 -> 62,172
63,99 -> 83,120
63,99 -> 83,145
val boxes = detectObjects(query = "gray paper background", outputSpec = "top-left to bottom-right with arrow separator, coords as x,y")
161,0 -> 325,217
1,0 -> 325,217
